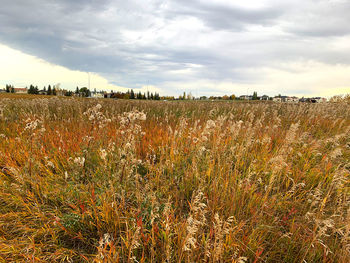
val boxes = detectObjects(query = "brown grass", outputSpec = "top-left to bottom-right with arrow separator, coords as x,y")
0,97 -> 349,262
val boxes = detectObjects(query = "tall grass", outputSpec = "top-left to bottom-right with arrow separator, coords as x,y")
0,97 -> 349,262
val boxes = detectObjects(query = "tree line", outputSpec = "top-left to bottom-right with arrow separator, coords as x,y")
5,84 -> 15,93
107,90 -> 164,100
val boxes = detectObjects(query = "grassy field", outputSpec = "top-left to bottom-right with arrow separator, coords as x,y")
0,96 -> 349,262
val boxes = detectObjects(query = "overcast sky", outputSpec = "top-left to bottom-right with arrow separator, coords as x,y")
1,0 -> 350,97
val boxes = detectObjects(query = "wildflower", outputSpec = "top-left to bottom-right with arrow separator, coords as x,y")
269,155 -> 287,172
285,121 -> 300,145
237,257 -> 248,263
46,161 -> 55,169
205,120 -> 216,130
100,148 -> 107,161
125,142 -> 132,149
131,226 -> 141,249
99,233 -> 111,247
24,118 -> 42,131
74,157 -> 85,166
183,190 -> 207,252
330,148 -> 342,159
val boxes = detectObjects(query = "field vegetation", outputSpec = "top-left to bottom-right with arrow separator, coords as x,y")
0,96 -> 349,262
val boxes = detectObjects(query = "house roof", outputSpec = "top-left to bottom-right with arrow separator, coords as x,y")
14,88 -> 27,91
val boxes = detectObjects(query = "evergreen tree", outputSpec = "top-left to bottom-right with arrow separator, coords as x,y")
147,91 -> 150,100
130,89 -> 135,99
6,85 -> 10,93
28,85 -> 35,94
252,91 -> 258,100
150,93 -> 154,100
47,85 -> 52,95
53,87 -> 57,96
155,92 -> 160,100
10,86 -> 15,93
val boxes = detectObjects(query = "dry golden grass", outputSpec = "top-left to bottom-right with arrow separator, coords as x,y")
0,93 -> 55,99
0,97 -> 349,262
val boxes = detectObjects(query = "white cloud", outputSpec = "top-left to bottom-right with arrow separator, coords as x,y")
161,60 -> 350,98
0,43 -> 126,91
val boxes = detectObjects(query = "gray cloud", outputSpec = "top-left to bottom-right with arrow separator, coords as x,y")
0,0 -> 350,95
163,0 -> 284,31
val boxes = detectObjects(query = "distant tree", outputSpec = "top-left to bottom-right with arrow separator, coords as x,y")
43,86 -> 46,93
75,86 -> 79,96
150,93 -> 154,100
53,87 -> 57,96
79,87 -> 90,97
147,91 -> 150,100
47,85 -> 52,95
6,85 -> 10,93
252,91 -> 258,100
183,92 -> 186,100
230,94 -> 236,100
10,86 -> 15,93
64,91 -> 73,96
28,85 -> 35,94
154,92 -> 160,100
130,89 -> 135,99
222,95 -> 229,100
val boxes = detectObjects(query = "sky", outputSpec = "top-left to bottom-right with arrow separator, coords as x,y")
1,0 -> 350,97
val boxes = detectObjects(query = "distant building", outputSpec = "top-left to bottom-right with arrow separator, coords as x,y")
285,96 -> 299,103
273,95 -> 299,103
239,95 -> 253,100
273,96 -> 283,102
38,90 -> 47,95
0,89 -> 6,93
260,95 -> 269,100
91,91 -> 104,98
299,97 -> 327,103
14,88 -> 27,94
312,97 -> 327,103
55,88 -> 65,96
104,93 -> 112,98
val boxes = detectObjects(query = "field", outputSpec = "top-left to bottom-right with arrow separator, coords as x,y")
0,96 -> 349,262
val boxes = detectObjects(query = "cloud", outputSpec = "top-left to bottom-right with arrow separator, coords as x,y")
0,43 -> 126,91
0,0 -> 350,96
